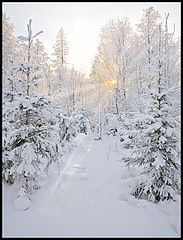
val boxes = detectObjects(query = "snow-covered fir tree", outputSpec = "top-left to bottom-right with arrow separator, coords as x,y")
2,20 -> 62,205
122,23 -> 180,203
52,27 -> 69,70
2,93 -> 61,191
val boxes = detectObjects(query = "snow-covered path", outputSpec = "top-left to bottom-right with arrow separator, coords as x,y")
3,134 -> 181,237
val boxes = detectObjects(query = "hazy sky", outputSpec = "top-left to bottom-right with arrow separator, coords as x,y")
3,2 -> 181,77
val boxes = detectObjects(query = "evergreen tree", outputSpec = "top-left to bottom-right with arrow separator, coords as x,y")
2,92 -> 61,193
123,24 -> 180,203
52,27 -> 69,70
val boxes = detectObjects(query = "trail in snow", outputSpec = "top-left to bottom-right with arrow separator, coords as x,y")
41,133 -> 87,210
3,134 -> 181,237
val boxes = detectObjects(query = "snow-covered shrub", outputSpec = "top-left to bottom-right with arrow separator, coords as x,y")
58,115 -> 77,142
74,111 -> 91,135
104,113 -> 121,135
56,111 -> 90,155
103,112 -> 142,147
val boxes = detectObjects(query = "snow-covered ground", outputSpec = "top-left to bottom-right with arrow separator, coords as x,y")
3,133 -> 181,237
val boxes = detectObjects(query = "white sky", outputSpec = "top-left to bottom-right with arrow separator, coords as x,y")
2,2 -> 181,77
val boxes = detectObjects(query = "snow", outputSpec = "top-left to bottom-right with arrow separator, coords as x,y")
3,133 -> 180,237
153,150 -> 166,168
14,194 -> 32,211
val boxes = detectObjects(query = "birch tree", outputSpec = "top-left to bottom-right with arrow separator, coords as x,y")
136,6 -> 160,89
96,18 -> 134,115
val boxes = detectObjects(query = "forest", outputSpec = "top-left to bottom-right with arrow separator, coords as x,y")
2,5 -> 180,224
